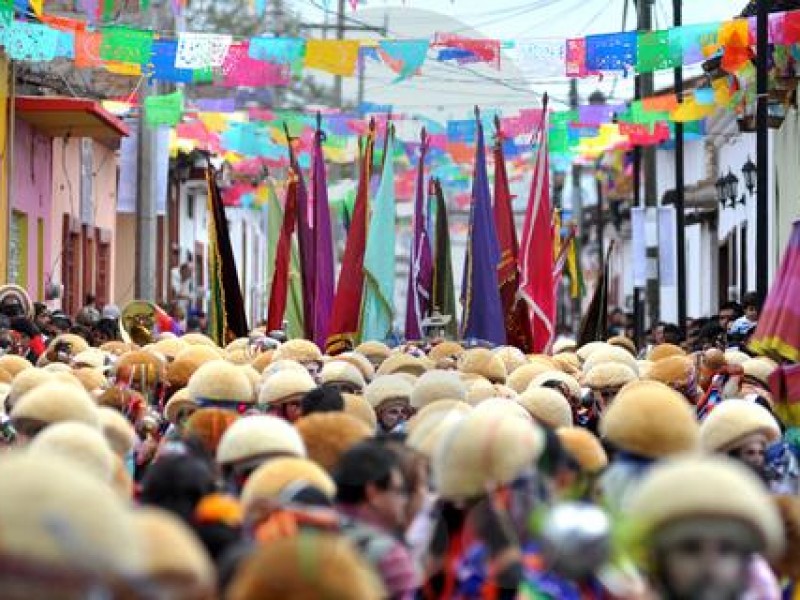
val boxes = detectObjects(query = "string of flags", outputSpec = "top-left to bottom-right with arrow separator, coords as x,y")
3,4 -> 800,85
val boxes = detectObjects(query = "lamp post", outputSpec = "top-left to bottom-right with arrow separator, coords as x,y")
755,0 -> 769,299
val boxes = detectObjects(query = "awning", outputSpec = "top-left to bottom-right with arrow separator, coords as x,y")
15,96 -> 130,147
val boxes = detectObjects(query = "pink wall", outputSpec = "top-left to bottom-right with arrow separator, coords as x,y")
12,118 -> 52,300
50,137 -> 119,307
49,136 -> 79,305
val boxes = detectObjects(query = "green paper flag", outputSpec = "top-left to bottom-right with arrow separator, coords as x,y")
636,30 -> 682,73
144,90 -> 184,127
192,67 -> 214,84
100,26 -> 154,65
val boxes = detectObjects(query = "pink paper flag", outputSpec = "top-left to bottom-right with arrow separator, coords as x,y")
221,42 -> 291,87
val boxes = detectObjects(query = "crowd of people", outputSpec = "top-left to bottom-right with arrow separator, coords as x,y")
0,282 -> 797,599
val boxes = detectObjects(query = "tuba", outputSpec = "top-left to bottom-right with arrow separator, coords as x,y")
120,300 -> 157,346
0,284 -> 33,319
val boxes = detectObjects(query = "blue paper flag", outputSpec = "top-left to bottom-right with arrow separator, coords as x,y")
249,37 -> 305,65
150,39 -> 194,83
379,39 -> 429,82
585,31 -> 637,72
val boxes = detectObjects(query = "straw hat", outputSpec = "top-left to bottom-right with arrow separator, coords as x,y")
407,404 -> 470,459
261,359 -> 310,381
407,399 -> 472,435
150,337 -> 188,361
241,457 -> 337,509
648,343 -> 686,362
0,354 -> 32,377
742,358 -> 777,388
529,370 -> 582,399
336,352 -> 376,383
354,341 -> 392,365
645,355 -> 694,388
114,350 -> 165,388
472,397 -> 533,422
507,362 -> 554,394
318,361 -> 366,391
181,333 -> 218,347
183,408 -> 239,456
226,533 -> 383,600
434,411 -> 544,500
459,348 -> 507,384
376,353 -> 428,378
584,363 -> 638,389
164,388 -> 197,425
582,346 -> 639,376
552,338 -> 578,354
188,359 -> 254,406
410,370 -> 467,409
100,341 -> 138,356
250,349 -> 275,373
273,339 -> 323,364
216,415 -> 306,467
133,507 -> 216,592
6,368 -> 52,413
576,341 -> 609,362
259,369 -> 316,407
47,333 -> 90,358
599,381 -> 699,458
628,456 -> 784,558
0,453 -> 144,575
364,374 -> 413,410
72,367 -> 108,393
724,349 -> 751,366
518,387 -> 573,429
552,352 -> 581,376
493,346 -> 528,374
465,379 -> 496,405
428,341 -> 465,362
342,393 -> 377,430
11,382 -> 99,431
71,348 -> 108,370
699,399 -> 782,453
167,345 -> 223,389
97,406 -> 137,458
556,427 -> 608,473
28,421 -> 115,482
295,413 -> 371,473
608,335 -> 637,357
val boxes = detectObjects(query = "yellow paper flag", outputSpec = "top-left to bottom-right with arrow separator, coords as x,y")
104,61 -> 141,76
199,112 -> 229,133
304,40 -> 360,76
671,98 -> 715,122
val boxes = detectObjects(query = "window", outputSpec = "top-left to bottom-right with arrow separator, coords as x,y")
96,232 -> 111,308
8,210 -> 28,289
62,216 -> 81,316
37,218 -> 44,300
186,192 -> 195,219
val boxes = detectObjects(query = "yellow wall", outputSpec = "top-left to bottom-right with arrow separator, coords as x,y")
0,53 -> 10,281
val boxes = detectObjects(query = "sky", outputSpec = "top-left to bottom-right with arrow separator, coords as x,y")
292,0 -> 750,119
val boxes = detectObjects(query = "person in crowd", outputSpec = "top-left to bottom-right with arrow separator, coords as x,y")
334,440 -> 421,599
718,300 -> 744,332
76,293 -> 101,328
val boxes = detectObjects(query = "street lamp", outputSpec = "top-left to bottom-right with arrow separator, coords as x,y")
715,175 -> 728,209
742,157 -> 757,196
724,169 -> 740,206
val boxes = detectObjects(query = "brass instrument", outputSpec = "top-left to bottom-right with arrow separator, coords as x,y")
0,284 -> 33,319
120,301 -> 157,346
